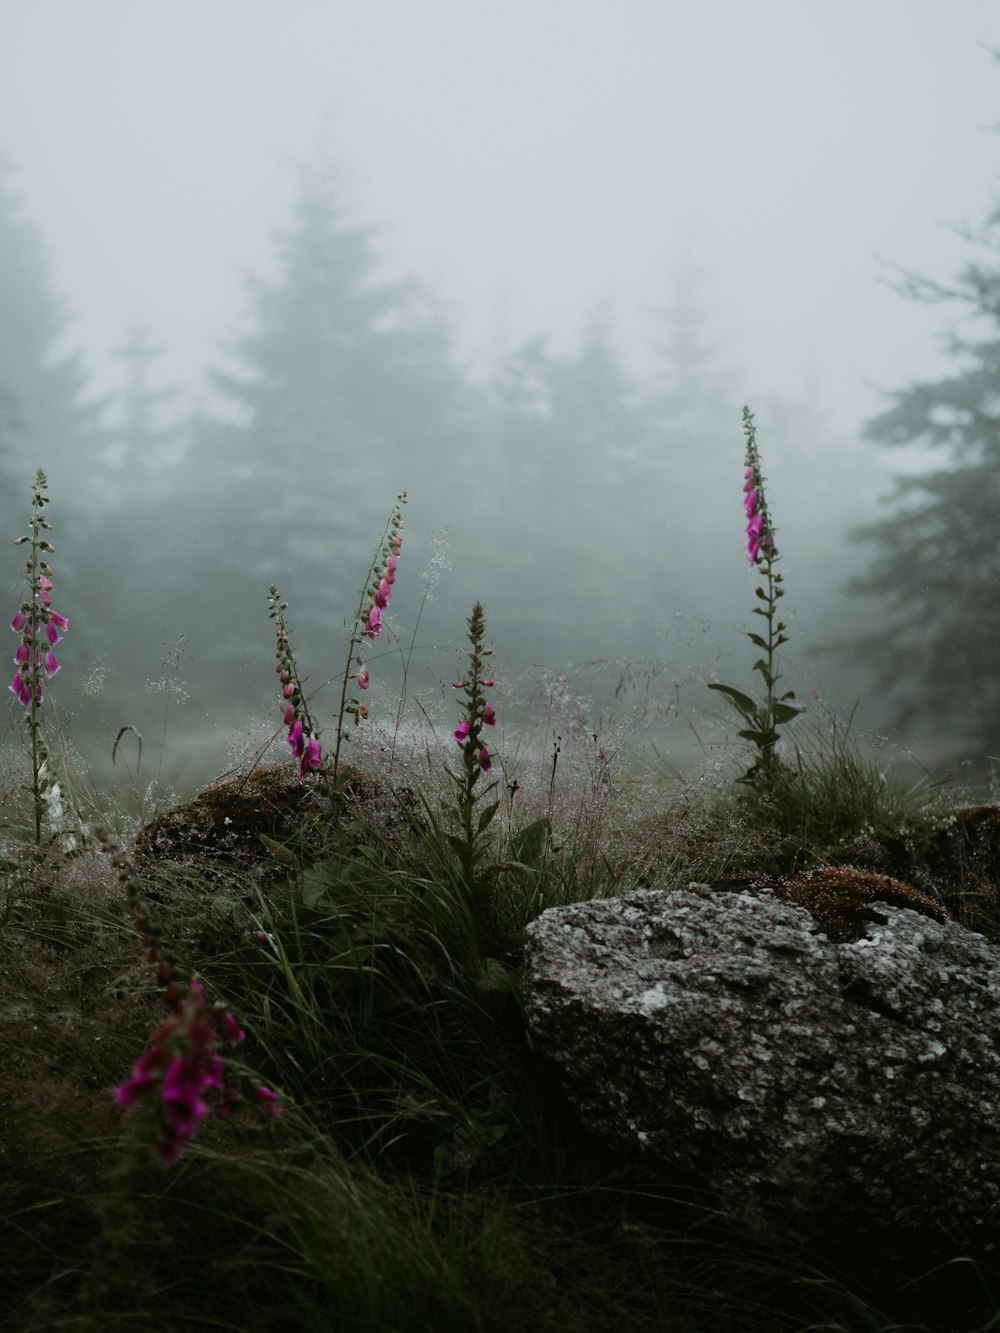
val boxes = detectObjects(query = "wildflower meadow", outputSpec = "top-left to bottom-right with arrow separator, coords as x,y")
3,418 -> 999,1333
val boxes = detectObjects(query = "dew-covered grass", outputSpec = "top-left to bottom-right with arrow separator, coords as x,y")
2,695 -> 999,1332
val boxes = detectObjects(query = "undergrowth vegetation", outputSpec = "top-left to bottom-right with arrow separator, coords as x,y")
3,437 -> 1000,1332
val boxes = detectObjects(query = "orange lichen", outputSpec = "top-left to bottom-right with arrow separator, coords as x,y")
773,864 -> 948,942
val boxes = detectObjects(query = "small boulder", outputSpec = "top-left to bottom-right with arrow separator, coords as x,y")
521,885 -> 1000,1260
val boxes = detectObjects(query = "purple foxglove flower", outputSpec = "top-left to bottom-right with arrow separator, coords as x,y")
160,1085 -> 210,1152
357,663 -> 369,689
115,1062 -> 160,1107
366,606 -> 382,637
478,748 -> 492,772
482,703 -> 496,726
10,609 -> 26,633
44,650 -> 59,677
163,1055 -> 198,1101
220,1013 -> 246,1045
201,1051 -> 226,1089
14,641 -> 29,665
454,719 -> 471,743
300,736 -> 321,774
48,612 -> 68,631
255,1086 -> 283,1115
45,620 -> 60,645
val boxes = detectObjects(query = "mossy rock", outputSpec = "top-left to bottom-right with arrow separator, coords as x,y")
772,864 -> 948,943
134,763 -> 374,870
932,804 -> 1000,925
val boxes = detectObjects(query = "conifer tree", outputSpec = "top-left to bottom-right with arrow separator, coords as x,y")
0,164 -> 105,512
846,196 -> 1000,756
207,162 -> 471,596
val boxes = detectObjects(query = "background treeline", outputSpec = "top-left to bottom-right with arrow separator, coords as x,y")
1,156 -> 997,793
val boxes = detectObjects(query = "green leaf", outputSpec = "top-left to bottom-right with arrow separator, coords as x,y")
707,682 -> 758,720
746,632 -> 770,650
772,702 -> 805,724
301,863 -> 334,910
476,800 -> 501,836
260,834 -> 298,866
510,816 -> 550,866
744,728 -> 778,747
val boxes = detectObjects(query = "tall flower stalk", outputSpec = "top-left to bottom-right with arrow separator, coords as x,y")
268,588 -> 324,778
709,407 -> 802,786
446,602 -> 499,918
9,470 -> 69,842
97,826 -> 281,1166
330,492 -> 406,794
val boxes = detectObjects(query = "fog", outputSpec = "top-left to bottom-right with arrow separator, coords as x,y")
1,1 -> 998,797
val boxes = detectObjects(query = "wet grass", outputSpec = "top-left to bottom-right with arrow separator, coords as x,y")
1,717 -> 998,1332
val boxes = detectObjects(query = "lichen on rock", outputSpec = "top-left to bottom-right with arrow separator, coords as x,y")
521,885 -> 1000,1263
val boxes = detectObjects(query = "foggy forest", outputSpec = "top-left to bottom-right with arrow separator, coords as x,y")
1,2 -> 998,798
5,5 -> 1000,1332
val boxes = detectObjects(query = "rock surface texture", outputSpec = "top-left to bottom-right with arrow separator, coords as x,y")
521,886 -> 1000,1258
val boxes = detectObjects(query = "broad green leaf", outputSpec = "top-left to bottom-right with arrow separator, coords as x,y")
772,703 -> 805,724
476,800 -> 501,836
301,864 -> 335,910
510,816 -> 550,866
260,834 -> 298,866
707,682 -> 758,719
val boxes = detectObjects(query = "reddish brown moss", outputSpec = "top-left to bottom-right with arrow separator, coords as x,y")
773,864 -> 948,942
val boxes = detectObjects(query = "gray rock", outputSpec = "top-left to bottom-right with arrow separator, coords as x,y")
521,886 -> 1000,1256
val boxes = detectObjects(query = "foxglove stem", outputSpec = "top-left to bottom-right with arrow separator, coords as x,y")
744,407 -> 781,780
708,408 -> 803,787
331,492 -> 406,797
448,601 -> 499,920
9,470 -> 68,843
268,586 -> 325,783
95,825 -> 279,1165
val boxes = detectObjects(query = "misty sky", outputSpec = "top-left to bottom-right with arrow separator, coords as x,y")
2,1 -> 999,437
